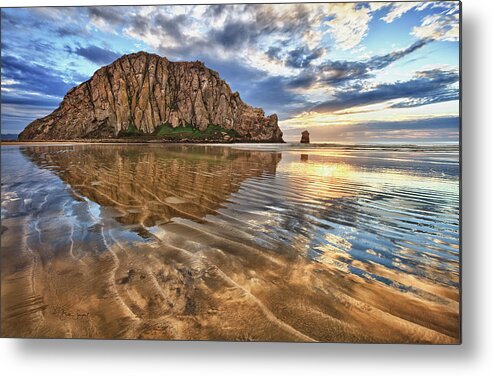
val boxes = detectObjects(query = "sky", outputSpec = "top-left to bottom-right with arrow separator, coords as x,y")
1,1 -> 460,142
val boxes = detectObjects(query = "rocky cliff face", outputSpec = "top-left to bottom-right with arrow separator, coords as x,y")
19,52 -> 284,142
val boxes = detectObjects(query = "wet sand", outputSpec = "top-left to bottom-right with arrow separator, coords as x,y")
1,144 -> 460,342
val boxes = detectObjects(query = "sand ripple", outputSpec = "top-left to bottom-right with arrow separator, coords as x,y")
1,144 -> 459,342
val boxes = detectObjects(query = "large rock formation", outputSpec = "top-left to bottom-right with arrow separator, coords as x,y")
19,52 -> 284,142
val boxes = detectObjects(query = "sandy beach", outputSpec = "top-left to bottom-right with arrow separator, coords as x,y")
1,143 -> 460,342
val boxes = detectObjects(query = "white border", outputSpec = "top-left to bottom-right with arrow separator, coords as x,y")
2,1 -> 492,375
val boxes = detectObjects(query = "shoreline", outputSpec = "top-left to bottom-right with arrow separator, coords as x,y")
1,139 -> 460,151
0,139 -> 286,146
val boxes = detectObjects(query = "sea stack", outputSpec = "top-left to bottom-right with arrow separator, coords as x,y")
300,130 -> 310,144
18,51 -> 284,142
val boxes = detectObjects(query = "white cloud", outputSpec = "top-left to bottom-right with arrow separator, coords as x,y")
1,79 -> 19,86
324,3 -> 372,50
412,13 -> 459,42
380,1 -> 459,24
368,3 -> 389,12
381,2 -> 421,23
323,1 -> 459,51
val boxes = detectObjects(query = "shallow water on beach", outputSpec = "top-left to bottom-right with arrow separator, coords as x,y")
1,143 -> 460,342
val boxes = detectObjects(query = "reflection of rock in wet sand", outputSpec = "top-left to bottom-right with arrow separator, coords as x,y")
1,145 -> 459,343
21,145 -> 281,230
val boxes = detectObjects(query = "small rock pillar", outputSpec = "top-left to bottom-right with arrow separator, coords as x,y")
300,130 -> 310,144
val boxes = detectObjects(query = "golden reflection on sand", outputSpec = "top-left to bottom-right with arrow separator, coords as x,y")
1,145 -> 459,342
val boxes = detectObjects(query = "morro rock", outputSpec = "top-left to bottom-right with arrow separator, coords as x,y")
18,52 -> 284,142
300,130 -> 310,144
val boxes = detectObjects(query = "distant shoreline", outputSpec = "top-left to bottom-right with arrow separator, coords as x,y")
1,139 -> 459,152
0,138 -> 286,145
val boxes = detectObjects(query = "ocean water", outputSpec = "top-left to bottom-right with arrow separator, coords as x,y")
0,143 -> 460,342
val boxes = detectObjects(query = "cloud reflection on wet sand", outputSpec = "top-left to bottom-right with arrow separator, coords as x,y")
1,144 -> 459,342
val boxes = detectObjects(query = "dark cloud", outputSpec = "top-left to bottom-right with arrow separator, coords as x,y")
317,39 -> 430,86
242,76 -> 308,116
266,46 -> 282,60
55,24 -> 88,37
202,3 -> 315,50
154,13 -> 187,40
370,39 -> 430,70
127,14 -> 150,36
0,54 -> 91,133
313,68 -> 459,112
287,73 -> 318,89
1,55 -> 76,97
123,3 -> 323,62
281,39 -> 431,90
87,6 -> 126,26
210,21 -> 254,49
202,4 -> 322,57
283,39 -> 430,96
240,76 -> 309,118
66,45 -> 121,65
31,39 -> 57,54
204,57 -> 264,85
1,94 -> 62,108
200,57 -> 308,119
318,60 -> 371,85
2,7 -> 89,39
285,47 -> 324,68
204,4 -> 228,18
206,5 -> 312,50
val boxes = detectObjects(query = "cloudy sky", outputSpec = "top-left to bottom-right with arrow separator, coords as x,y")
1,1 -> 460,142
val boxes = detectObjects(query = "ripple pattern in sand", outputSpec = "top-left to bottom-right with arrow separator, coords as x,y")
1,144 -> 460,342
